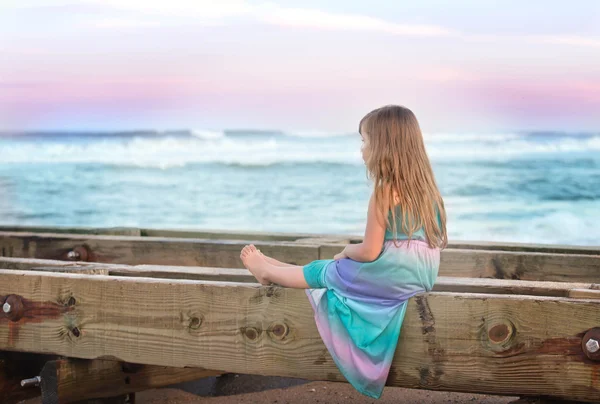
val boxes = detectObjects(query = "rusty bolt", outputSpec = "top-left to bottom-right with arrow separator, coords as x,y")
67,245 -> 89,261
582,327 -> 600,361
586,339 -> 600,353
67,250 -> 80,260
3,295 -> 24,322
20,376 -> 41,388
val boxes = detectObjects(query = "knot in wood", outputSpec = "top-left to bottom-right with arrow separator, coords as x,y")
2,294 -> 24,322
242,327 -> 260,341
488,324 -> 510,344
268,322 -> 289,341
485,319 -> 516,350
188,316 -> 202,330
71,327 -> 81,338
582,327 -> 600,361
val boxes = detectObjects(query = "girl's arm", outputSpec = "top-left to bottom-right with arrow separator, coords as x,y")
336,193 -> 386,262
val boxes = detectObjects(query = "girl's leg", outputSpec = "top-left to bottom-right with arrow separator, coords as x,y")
240,245 -> 309,289
241,245 -> 297,268
260,253 -> 297,268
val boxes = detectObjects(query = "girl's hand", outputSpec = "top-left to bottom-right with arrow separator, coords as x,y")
333,248 -> 348,261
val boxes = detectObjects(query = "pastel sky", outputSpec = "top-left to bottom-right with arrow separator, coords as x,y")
1,0 -> 599,132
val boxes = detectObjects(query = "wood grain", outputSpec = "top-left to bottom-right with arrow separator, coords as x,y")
1,232 -> 598,282
1,270 -> 599,402
0,232 -> 319,268
2,226 -> 598,255
2,257 -> 600,299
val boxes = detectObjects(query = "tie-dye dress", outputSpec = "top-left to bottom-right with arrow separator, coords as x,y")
303,211 -> 441,399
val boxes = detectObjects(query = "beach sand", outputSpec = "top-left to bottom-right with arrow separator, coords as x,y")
21,379 -> 519,403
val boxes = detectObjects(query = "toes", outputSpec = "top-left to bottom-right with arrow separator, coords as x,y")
241,245 -> 252,257
249,244 -> 257,253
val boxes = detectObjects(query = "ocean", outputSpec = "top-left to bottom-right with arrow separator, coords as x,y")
0,130 -> 599,246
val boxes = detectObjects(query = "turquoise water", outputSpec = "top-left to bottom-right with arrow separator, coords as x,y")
1,130 -> 599,245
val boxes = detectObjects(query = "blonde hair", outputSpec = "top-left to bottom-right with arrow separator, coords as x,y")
359,105 -> 447,249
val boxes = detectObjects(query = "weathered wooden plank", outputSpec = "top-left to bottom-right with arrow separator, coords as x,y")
445,240 -> 600,255
321,245 -> 600,282
0,226 -> 141,237
2,257 -> 600,299
0,226 -> 307,242
0,232 -> 319,268
0,257 -> 102,271
437,248 -> 600,282
2,226 -> 599,255
36,359 -> 218,403
2,232 -> 598,282
294,237 -> 352,244
568,288 -> 600,299
0,270 -> 599,402
141,228 -> 307,241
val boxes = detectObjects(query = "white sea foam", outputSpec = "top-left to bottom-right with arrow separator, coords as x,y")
1,131 -> 598,167
190,129 -> 225,140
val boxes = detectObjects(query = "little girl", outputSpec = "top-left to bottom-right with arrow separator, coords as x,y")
240,105 -> 447,399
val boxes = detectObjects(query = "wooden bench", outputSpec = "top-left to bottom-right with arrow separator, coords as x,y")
0,228 -> 599,403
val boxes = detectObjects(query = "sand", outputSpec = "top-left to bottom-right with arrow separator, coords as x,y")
136,382 -> 518,404
21,380 -> 519,404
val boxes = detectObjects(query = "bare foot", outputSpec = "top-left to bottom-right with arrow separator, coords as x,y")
240,244 -> 271,285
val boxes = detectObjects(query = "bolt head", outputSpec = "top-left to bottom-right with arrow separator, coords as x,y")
586,339 -> 600,353
67,251 -> 80,259
2,302 -> 11,314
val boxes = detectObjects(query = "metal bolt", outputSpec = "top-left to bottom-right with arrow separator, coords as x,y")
586,338 -> 600,353
2,302 -> 11,314
20,376 -> 41,388
67,250 -> 80,260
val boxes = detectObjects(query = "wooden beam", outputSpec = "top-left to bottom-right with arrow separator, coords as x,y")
0,226 -> 141,237
2,226 -> 598,254
2,257 -> 600,299
0,232 -> 319,268
37,358 -> 218,403
1,232 -> 598,282
436,248 -> 600,282
445,240 -> 599,255
0,270 -> 599,402
141,228 -> 307,241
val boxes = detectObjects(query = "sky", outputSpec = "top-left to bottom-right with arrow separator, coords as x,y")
1,0 -> 599,133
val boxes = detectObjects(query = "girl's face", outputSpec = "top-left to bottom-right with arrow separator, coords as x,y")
360,130 -> 371,164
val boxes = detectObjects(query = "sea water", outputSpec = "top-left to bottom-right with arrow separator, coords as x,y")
0,130 -> 598,245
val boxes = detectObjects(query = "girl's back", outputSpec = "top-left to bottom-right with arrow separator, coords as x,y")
241,105 -> 447,400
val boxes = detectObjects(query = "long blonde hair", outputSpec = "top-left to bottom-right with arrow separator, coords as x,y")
359,105 -> 447,249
